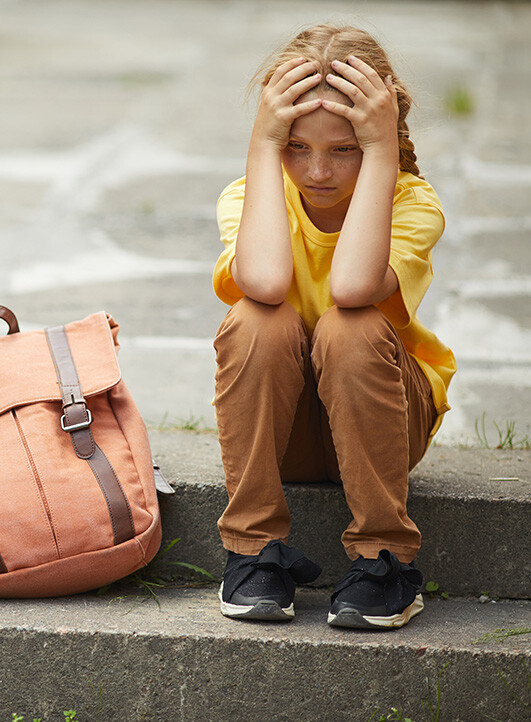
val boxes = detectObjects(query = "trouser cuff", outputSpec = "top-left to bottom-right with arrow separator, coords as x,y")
344,542 -> 420,565
221,534 -> 290,556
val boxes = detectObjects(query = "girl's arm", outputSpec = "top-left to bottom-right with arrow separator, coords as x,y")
233,59 -> 321,305
323,57 -> 400,308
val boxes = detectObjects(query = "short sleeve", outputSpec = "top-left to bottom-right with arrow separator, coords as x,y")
212,179 -> 246,306
378,183 -> 445,329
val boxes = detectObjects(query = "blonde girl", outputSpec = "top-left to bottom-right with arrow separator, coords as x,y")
212,25 -> 456,629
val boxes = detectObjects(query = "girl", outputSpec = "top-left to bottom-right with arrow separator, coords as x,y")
212,25 -> 456,629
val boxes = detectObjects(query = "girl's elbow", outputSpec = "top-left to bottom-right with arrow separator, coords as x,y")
331,280 -> 375,309
243,276 -> 290,306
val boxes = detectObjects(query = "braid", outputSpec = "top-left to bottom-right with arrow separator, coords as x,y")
395,81 -> 422,178
398,120 -> 422,178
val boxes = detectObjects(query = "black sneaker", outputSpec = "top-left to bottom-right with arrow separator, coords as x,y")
327,549 -> 424,629
219,540 -> 321,621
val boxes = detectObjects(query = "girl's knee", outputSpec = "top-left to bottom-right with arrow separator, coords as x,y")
312,305 -> 397,368
215,298 -> 307,361
314,305 -> 392,344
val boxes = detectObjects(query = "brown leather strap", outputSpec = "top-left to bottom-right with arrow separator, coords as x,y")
45,323 -> 135,545
0,306 -> 20,335
45,325 -> 94,459
88,445 -> 135,545
0,554 -> 7,574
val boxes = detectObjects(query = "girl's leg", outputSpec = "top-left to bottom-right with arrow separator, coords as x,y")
214,297 -> 310,554
311,305 -> 438,564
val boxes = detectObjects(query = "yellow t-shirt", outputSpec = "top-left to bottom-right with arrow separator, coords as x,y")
213,170 -> 456,435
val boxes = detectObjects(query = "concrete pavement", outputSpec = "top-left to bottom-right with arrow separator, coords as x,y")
1,0 -> 530,446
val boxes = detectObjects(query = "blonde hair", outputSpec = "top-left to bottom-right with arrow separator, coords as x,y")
250,25 -> 421,177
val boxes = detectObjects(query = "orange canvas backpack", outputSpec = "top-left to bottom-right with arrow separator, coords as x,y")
0,306 -> 165,597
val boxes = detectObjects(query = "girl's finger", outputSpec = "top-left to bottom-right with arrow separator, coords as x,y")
384,74 -> 397,97
330,58 -> 385,98
321,98 -> 357,122
274,60 -> 319,95
287,98 -> 323,121
268,57 -> 308,88
346,56 -> 386,92
326,72 -> 364,103
283,71 -> 322,103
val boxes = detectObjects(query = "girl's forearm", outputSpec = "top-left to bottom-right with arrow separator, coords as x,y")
330,147 -> 399,308
232,138 -> 294,305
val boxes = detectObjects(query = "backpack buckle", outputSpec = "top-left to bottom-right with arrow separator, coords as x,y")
61,408 -> 93,432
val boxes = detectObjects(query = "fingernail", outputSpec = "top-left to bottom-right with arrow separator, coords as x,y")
331,60 -> 339,68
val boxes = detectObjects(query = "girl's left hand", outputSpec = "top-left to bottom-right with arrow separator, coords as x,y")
323,56 -> 399,155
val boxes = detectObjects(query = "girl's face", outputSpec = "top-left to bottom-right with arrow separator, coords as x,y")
281,90 -> 362,231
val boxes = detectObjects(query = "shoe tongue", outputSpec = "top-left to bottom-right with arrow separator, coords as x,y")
354,550 -> 401,581
255,540 -> 322,583
348,550 -> 423,585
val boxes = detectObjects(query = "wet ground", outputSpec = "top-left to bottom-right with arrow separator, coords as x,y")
1,0 -> 530,446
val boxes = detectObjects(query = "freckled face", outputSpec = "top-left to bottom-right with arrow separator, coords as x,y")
281,90 -> 362,225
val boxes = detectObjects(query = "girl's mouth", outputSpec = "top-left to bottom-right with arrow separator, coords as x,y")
306,185 -> 335,193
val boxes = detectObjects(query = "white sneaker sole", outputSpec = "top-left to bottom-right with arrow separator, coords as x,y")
328,593 -> 424,629
218,583 -> 295,621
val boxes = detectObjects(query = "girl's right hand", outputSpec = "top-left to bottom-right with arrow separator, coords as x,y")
252,58 -> 322,151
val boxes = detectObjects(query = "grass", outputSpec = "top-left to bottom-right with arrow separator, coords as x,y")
369,663 -> 449,722
147,411 -> 217,435
424,581 -> 449,600
474,627 -> 531,644
97,537 -> 215,611
474,412 -> 530,450
479,660 -> 531,721
443,84 -> 475,117
12,713 -> 78,722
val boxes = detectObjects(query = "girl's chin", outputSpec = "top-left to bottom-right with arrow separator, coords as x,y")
301,193 -> 344,210
301,189 -> 332,202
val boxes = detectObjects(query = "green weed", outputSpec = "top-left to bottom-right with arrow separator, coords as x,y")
478,659 -> 530,720
424,581 -> 449,600
369,708 -> 414,721
12,713 -> 77,722
420,663 -> 449,722
474,627 -> 531,644
475,412 -> 530,450
97,537 -> 215,610
444,84 -> 475,117
148,411 -> 217,434
369,662 -> 449,722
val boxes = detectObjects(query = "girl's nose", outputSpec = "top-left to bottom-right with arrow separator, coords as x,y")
307,154 -> 333,182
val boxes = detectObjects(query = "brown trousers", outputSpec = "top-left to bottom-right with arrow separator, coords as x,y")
214,298 -> 438,563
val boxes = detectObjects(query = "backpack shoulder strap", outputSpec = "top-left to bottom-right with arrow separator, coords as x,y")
45,324 -> 135,545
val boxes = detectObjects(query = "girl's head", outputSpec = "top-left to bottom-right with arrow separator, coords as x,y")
252,24 -> 421,177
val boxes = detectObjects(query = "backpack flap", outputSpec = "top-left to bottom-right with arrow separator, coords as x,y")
0,311 -> 121,416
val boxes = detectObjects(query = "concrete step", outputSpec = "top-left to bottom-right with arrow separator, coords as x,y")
0,587 -> 529,721
149,430 -> 531,598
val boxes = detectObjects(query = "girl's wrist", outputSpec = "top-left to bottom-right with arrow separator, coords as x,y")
360,144 -> 399,179
361,140 -> 399,163
249,129 -> 286,155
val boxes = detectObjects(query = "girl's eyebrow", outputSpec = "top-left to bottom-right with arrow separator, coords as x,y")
289,134 -> 358,145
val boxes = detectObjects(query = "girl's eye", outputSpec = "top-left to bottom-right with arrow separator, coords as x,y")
335,146 -> 356,153
288,142 -> 306,151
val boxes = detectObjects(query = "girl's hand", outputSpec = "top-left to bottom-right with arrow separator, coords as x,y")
323,57 -> 399,156
252,58 -> 322,151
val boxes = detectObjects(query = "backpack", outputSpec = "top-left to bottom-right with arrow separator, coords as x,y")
0,306 -> 166,597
